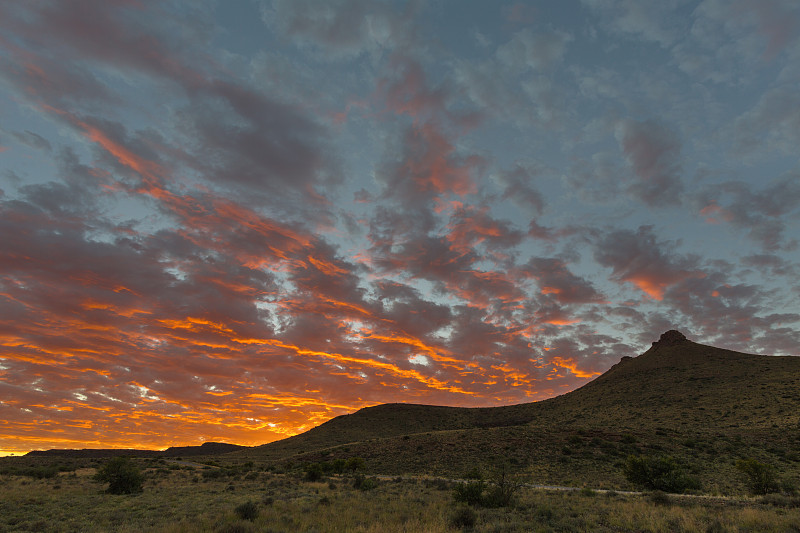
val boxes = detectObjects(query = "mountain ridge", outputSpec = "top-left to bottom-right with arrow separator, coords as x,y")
232,330 -> 800,493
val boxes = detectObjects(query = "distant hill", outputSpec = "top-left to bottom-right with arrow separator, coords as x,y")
235,331 -> 800,493
25,441 -> 247,459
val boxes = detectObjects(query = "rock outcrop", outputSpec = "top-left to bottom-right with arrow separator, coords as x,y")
651,329 -> 689,348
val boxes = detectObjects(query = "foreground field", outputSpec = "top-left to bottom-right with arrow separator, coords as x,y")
2,460 -> 800,532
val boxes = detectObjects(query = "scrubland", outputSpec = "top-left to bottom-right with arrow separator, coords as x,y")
2,457 -> 799,532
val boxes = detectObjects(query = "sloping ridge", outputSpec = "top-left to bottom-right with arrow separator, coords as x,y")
245,330 -> 800,462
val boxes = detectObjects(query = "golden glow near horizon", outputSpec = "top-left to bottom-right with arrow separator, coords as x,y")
2,2 -> 798,454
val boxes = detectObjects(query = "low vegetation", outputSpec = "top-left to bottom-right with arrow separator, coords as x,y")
1,460 -> 800,532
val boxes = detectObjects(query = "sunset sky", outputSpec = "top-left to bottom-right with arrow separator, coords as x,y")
1,0 -> 799,455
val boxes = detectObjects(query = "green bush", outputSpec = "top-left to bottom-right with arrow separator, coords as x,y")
624,454 -> 700,493
736,459 -> 780,495
234,501 -> 259,521
93,457 -> 143,494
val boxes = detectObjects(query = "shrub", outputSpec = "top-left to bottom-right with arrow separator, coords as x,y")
624,454 -> 700,493
0,464 -> 59,479
359,477 -> 378,491
93,457 -> 143,494
760,493 -> 800,508
234,501 -> 259,521
352,473 -> 378,491
345,457 -> 365,472
453,480 -> 486,506
736,459 -> 780,495
649,490 -> 671,506
481,469 -> 519,508
464,466 -> 484,480
453,468 -> 520,508
448,506 -> 477,529
303,463 -> 324,482
202,468 -> 226,480
330,458 -> 347,474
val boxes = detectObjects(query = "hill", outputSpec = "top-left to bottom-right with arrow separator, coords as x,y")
25,441 -> 247,459
234,331 -> 800,493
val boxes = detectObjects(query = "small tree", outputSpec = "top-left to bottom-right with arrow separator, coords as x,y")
736,459 -> 780,495
94,457 -> 144,494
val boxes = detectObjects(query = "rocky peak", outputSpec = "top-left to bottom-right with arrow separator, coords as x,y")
651,330 -> 688,348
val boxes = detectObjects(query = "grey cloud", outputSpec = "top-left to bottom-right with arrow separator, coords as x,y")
264,0 -> 412,58
616,118 -> 683,206
732,85 -> 800,156
593,225 -> 702,299
173,81 -> 341,208
696,174 -> 800,251
673,0 -> 799,84
741,254 -> 798,277
493,163 -> 546,215
9,130 -> 52,151
496,28 -> 573,72
564,151 -> 625,205
580,0 -> 687,47
523,257 -> 606,304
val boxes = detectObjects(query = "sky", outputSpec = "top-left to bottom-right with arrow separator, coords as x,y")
0,0 -> 798,456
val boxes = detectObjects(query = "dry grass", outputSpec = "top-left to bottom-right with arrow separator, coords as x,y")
2,462 -> 800,532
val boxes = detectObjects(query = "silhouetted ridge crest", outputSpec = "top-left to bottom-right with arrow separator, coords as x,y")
651,329 -> 688,348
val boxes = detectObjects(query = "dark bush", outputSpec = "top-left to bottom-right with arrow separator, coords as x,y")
760,493 -> 800,508
453,468 -> 520,508
649,490 -> 672,506
449,506 -> 477,530
0,464 -> 60,479
736,459 -> 780,495
352,473 -> 378,490
330,458 -> 347,474
93,457 -> 143,494
482,469 -> 519,508
453,480 -> 486,506
203,468 -> 227,480
304,462 -> 324,482
463,466 -> 483,480
234,501 -> 259,521
345,457 -> 365,472
624,454 -> 700,493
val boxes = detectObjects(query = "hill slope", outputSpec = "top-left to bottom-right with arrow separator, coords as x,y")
236,331 -> 800,492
